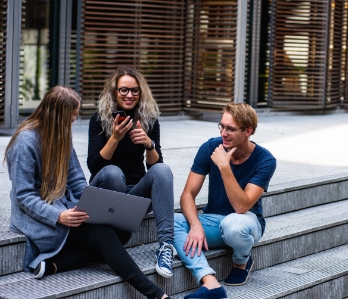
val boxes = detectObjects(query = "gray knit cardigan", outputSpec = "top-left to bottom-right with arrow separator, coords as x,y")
7,129 -> 87,271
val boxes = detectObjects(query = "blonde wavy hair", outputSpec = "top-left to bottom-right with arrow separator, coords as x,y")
223,103 -> 258,135
98,66 -> 160,137
4,85 -> 81,204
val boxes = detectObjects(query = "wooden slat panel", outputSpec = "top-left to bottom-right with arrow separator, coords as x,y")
0,0 -> 7,123
268,0 -> 345,108
184,0 -> 238,112
0,0 -> 7,124
79,0 -> 186,114
326,0 -> 344,105
342,1 -> 348,105
70,1 -> 79,90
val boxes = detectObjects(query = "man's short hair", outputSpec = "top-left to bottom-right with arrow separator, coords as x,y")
222,103 -> 258,135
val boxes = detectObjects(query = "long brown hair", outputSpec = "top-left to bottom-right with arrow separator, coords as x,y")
4,85 -> 81,203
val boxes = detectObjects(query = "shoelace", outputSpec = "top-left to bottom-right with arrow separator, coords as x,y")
158,242 -> 177,268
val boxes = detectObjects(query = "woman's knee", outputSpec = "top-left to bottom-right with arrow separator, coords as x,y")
91,165 -> 126,191
148,163 -> 173,179
100,165 -> 124,178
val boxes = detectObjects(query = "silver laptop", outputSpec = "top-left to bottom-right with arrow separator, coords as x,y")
71,186 -> 151,233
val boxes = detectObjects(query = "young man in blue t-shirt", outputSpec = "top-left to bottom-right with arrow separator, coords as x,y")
174,103 -> 276,299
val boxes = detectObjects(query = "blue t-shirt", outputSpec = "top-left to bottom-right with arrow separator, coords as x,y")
191,137 -> 276,234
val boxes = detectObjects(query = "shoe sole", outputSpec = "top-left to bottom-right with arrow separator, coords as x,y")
154,253 -> 173,279
34,261 -> 46,279
224,260 -> 254,286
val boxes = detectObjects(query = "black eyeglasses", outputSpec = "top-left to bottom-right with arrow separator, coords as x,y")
217,123 -> 244,134
117,87 -> 140,96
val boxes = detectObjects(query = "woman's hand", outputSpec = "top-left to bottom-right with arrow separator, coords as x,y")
58,207 -> 89,227
129,121 -> 152,147
111,115 -> 133,143
99,115 -> 133,160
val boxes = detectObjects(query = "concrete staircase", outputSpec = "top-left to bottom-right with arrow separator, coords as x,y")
0,176 -> 348,298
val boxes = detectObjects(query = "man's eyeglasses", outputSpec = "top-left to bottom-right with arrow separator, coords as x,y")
117,87 -> 141,96
217,123 -> 244,134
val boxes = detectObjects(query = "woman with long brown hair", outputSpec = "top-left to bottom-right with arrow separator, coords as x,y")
5,85 -> 170,299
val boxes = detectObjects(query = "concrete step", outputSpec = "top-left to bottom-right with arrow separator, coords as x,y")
0,200 -> 347,298
262,175 -> 348,218
172,244 -> 348,299
0,176 -> 347,276
0,230 -> 25,276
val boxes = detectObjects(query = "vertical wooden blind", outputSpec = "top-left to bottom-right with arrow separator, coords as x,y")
184,0 -> 238,112
327,0 -> 345,107
268,0 -> 345,108
70,0 -> 78,90
19,0 -> 25,106
2,0 -> 348,127
343,0 -> 348,105
0,0 -> 7,125
79,0 -> 186,115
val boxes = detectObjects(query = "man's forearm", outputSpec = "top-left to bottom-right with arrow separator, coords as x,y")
220,166 -> 249,213
180,194 -> 201,227
220,166 -> 265,214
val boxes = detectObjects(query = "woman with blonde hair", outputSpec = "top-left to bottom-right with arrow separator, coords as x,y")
5,85 -> 170,299
88,66 -> 176,278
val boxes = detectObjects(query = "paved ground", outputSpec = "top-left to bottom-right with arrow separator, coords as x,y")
1,112 -> 348,215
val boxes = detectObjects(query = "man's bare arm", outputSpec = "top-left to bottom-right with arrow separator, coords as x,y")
180,171 -> 208,257
211,145 -> 264,213
221,167 -> 264,213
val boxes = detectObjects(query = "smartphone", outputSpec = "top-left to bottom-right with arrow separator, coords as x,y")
112,111 -> 127,123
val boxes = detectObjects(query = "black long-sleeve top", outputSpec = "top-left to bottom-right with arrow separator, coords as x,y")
87,111 -> 163,185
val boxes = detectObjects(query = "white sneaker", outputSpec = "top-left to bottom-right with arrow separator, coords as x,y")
33,261 -> 46,279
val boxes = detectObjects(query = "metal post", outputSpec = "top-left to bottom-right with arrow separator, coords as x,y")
75,0 -> 83,94
58,0 -> 72,86
248,0 -> 262,108
234,0 -> 248,103
4,0 -> 21,128
267,0 -> 276,107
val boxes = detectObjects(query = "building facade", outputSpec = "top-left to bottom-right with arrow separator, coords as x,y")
1,0 -> 347,128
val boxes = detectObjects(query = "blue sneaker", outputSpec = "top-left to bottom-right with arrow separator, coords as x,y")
155,242 -> 177,278
224,255 -> 254,286
184,286 -> 227,299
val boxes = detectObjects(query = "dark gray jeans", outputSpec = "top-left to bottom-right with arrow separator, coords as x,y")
90,163 -> 174,244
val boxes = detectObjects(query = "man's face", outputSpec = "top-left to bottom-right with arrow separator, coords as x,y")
219,112 -> 247,150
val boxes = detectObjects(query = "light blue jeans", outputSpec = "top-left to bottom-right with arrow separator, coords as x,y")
173,211 -> 262,284
90,164 -> 174,243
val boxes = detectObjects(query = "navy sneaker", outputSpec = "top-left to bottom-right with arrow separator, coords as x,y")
184,286 -> 227,299
155,242 -> 177,278
33,261 -> 46,279
224,255 -> 254,286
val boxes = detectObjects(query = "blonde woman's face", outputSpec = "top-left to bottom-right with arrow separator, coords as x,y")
115,75 -> 140,111
71,103 -> 80,123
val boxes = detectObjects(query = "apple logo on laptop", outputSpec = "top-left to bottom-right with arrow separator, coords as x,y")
108,207 -> 115,213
